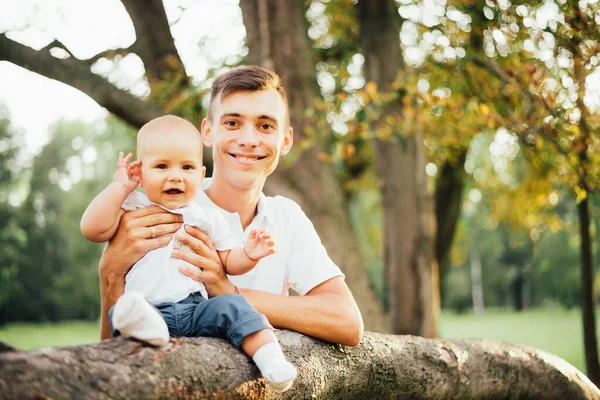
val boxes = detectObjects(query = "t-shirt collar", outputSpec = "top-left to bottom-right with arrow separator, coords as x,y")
198,178 -> 271,223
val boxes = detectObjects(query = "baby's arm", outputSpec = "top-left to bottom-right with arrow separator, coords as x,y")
219,228 -> 276,275
80,152 -> 141,243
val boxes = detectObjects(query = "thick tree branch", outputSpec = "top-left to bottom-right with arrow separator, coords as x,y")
41,39 -> 75,58
0,331 -> 598,399
0,35 -> 162,129
85,47 -> 132,66
120,0 -> 187,82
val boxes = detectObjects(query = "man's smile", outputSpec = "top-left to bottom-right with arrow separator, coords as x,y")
228,152 -> 267,165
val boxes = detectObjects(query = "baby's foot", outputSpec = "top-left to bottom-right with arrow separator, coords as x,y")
261,358 -> 297,392
252,342 -> 298,392
112,292 -> 169,347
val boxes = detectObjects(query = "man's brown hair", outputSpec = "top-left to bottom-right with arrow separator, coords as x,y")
207,66 -> 290,126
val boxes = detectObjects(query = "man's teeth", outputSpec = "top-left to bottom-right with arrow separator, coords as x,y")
236,156 -> 259,162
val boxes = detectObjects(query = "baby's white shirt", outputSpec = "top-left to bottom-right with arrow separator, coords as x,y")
122,191 -> 241,304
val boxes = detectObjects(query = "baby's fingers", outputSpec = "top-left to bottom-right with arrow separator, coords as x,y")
122,152 -> 134,163
258,231 -> 273,241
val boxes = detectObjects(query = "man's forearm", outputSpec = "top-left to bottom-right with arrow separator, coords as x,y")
239,278 -> 363,346
99,273 -> 126,340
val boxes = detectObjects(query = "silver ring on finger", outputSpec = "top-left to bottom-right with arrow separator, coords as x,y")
150,226 -> 156,238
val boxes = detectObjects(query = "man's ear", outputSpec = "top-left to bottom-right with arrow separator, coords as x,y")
201,118 -> 213,147
280,127 -> 293,156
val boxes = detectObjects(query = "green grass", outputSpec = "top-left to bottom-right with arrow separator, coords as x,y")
0,321 -> 100,351
440,308 -> 589,373
0,309 -> 592,375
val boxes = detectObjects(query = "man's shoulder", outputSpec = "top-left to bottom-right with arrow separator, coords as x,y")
262,194 -> 311,226
263,194 -> 302,214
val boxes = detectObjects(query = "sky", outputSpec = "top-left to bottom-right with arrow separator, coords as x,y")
0,0 -> 245,157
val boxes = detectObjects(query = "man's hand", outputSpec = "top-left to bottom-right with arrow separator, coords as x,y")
244,228 -> 276,261
174,225 -> 235,297
100,206 -> 182,279
99,206 -> 182,339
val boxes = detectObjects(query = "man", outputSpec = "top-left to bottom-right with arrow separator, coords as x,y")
99,66 -> 364,346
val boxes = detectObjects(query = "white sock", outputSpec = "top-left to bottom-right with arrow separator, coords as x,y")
112,292 -> 169,347
252,342 -> 297,392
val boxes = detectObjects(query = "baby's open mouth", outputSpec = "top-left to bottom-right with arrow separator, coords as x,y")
165,189 -> 183,195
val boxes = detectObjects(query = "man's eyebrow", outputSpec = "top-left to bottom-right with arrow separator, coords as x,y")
257,115 -> 278,125
219,113 -> 278,125
220,113 -> 241,120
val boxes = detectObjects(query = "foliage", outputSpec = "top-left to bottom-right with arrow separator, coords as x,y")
0,115 -> 135,324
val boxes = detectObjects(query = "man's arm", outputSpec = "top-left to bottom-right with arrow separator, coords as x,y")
98,206 -> 183,340
241,277 -> 363,346
175,226 -> 364,346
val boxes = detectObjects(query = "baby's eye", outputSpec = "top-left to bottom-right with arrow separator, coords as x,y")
183,165 -> 194,170
156,164 -> 167,169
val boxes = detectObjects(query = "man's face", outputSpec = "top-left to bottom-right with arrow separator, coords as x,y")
201,88 -> 293,190
139,130 -> 206,210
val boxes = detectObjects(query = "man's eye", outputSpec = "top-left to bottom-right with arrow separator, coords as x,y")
156,164 -> 167,169
224,120 -> 238,127
260,123 -> 275,132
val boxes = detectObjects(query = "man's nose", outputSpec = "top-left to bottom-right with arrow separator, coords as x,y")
237,124 -> 259,148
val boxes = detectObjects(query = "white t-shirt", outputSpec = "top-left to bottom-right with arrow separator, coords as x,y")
123,180 -> 345,304
122,191 -> 241,304
196,179 -> 345,297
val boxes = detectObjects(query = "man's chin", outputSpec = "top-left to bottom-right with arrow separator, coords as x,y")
224,171 -> 266,191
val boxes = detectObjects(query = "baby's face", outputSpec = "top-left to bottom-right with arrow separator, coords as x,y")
139,129 -> 205,210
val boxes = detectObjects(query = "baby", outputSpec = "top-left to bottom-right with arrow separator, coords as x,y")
80,115 -> 296,391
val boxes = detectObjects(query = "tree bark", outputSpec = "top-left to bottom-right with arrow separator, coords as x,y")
357,0 -> 439,337
1,333 -> 598,399
240,0 -> 391,333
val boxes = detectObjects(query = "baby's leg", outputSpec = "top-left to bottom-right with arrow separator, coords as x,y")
242,329 -> 297,392
111,292 -> 169,347
190,294 -> 297,392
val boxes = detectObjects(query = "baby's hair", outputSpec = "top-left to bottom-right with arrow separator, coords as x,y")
137,115 -> 202,158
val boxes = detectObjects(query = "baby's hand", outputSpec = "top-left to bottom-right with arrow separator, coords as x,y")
114,151 -> 141,194
244,228 -> 276,262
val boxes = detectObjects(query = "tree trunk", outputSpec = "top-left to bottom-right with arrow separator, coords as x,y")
239,0 -> 391,333
513,266 -> 529,311
579,195 -> 600,385
470,245 -> 485,315
1,333 -> 598,399
435,152 -> 467,290
357,0 -> 438,337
